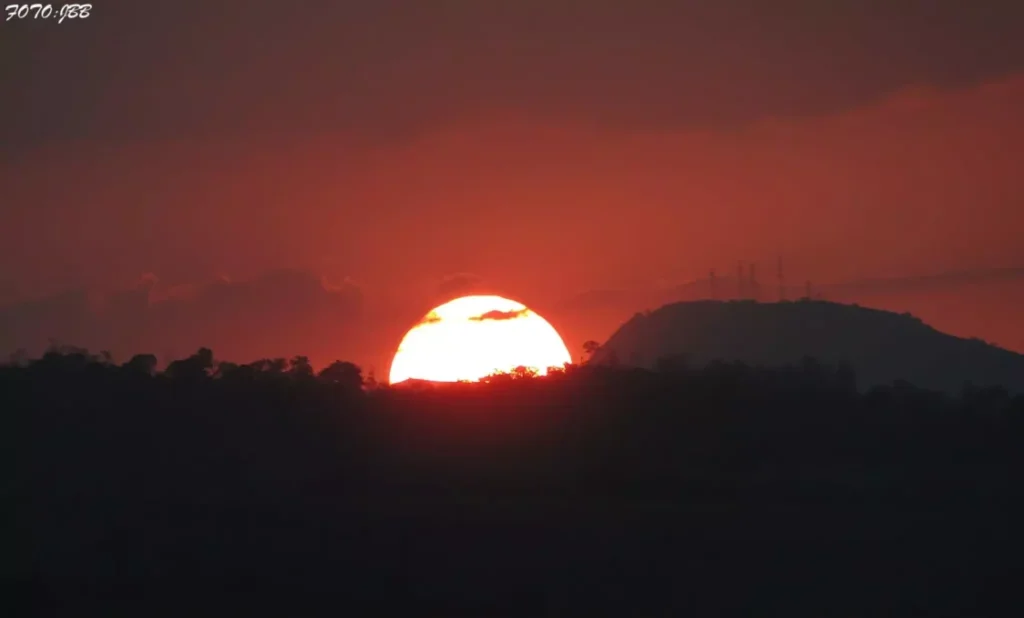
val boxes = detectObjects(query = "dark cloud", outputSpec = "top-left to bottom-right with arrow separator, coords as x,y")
663,267 -> 1024,300
0,270 -> 365,366
437,273 -> 485,298
821,267 -> 1024,296
469,309 -> 529,322
4,61 -> 1023,310
4,0 -> 1023,151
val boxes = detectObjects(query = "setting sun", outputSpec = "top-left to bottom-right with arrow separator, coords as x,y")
388,295 -> 572,384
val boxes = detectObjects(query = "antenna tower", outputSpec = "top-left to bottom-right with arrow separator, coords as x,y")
749,263 -> 757,301
777,255 -> 785,301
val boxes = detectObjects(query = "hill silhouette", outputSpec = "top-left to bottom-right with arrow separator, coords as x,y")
591,299 -> 1024,393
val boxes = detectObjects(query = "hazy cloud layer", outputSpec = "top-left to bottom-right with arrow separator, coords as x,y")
4,1 -> 1023,149
0,270 -> 364,367
3,266 -> 1023,378
3,9 -> 1024,367
5,73 -> 1023,310
437,273 -> 486,298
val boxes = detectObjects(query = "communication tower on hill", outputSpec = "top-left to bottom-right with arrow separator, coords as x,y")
777,255 -> 785,301
749,263 -> 758,300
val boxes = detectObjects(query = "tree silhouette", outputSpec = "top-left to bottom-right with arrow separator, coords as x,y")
4,344 -> 1022,617
164,347 -> 214,381
318,360 -> 363,391
289,355 -> 314,379
266,357 -> 289,375
364,368 -> 379,390
123,353 -> 158,376
213,360 -> 240,379
510,365 -> 539,379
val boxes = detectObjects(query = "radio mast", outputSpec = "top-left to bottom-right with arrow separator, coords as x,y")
777,255 -> 785,302
749,263 -> 758,301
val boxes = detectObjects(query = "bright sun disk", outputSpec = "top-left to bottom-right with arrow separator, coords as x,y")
388,295 -> 572,384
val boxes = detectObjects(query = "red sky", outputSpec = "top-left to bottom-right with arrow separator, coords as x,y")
2,1 -> 1023,369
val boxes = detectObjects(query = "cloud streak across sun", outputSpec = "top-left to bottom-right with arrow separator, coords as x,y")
469,308 -> 529,322
388,296 -> 572,384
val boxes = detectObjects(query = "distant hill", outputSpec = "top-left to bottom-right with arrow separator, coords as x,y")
591,300 -> 1024,393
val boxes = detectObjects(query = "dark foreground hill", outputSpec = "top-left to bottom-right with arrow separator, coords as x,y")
591,299 -> 1024,393
5,348 -> 1023,616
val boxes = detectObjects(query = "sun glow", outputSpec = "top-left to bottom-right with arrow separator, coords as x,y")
388,295 -> 572,384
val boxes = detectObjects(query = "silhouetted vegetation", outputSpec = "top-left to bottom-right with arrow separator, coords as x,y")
6,346 -> 1022,616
